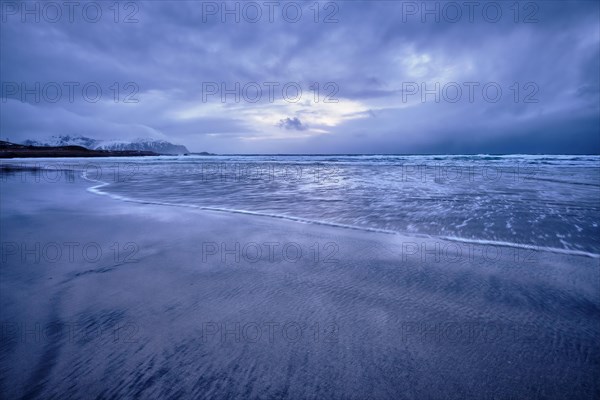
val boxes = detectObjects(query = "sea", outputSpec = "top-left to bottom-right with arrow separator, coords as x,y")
47,154 -> 599,257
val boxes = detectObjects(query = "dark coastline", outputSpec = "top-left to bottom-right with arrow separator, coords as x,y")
0,141 -> 158,158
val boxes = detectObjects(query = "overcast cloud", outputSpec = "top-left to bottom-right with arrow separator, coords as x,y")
1,0 -> 598,153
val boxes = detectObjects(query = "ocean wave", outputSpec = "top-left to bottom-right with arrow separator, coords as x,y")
83,171 -> 600,259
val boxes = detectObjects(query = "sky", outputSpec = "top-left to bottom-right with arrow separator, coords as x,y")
1,0 -> 599,154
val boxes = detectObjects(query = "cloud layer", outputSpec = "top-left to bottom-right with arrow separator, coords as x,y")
1,0 -> 599,153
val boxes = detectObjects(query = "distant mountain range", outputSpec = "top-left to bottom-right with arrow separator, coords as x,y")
21,135 -> 189,155
0,140 -> 157,158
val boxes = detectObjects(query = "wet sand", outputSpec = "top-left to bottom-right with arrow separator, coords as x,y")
1,174 -> 599,399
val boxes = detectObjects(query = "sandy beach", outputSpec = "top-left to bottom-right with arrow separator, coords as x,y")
3,0 -> 599,397
1,169 -> 599,399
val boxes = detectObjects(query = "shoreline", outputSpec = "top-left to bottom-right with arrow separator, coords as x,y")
1,171 -> 599,399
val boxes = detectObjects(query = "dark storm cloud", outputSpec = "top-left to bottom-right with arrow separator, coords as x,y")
0,0 -> 598,153
278,117 -> 307,131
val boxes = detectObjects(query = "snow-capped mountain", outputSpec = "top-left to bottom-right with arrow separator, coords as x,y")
22,135 -> 189,155
22,135 -> 98,149
93,139 -> 189,155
